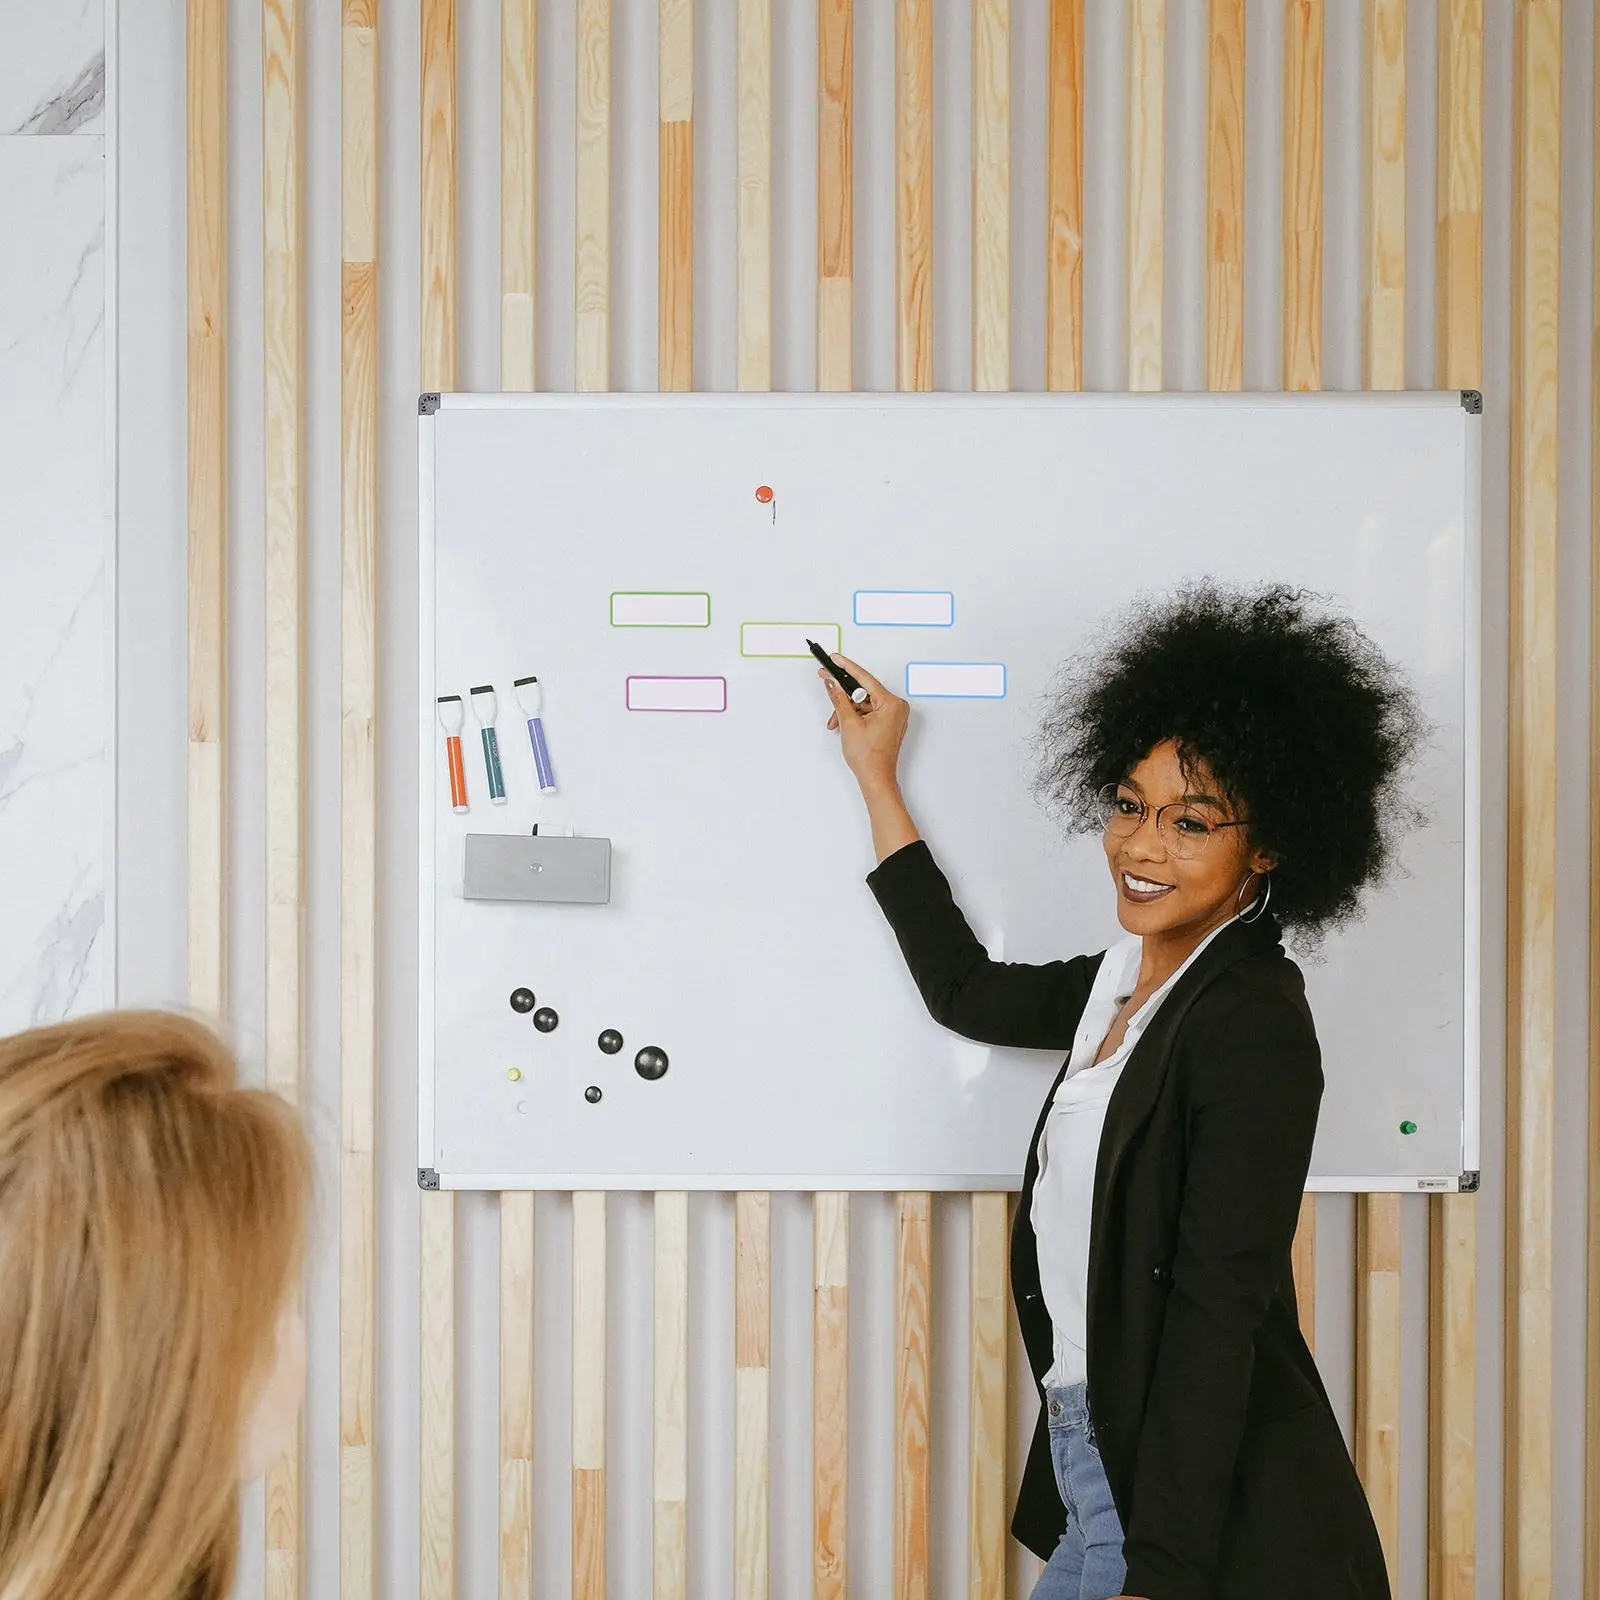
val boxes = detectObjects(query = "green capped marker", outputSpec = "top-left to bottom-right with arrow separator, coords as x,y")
1399,1121 -> 1417,1136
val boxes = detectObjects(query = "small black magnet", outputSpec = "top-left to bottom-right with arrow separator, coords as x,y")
533,1007 -> 559,1032
509,987 -> 536,1013
584,1085 -> 603,1104
598,1029 -> 624,1055
634,1045 -> 669,1081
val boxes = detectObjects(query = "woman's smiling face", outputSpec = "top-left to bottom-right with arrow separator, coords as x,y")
1102,740 -> 1276,943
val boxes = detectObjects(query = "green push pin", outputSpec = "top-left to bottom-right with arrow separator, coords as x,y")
1399,1120 -> 1417,1136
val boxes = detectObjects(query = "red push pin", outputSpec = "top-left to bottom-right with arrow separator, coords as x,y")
755,484 -> 775,524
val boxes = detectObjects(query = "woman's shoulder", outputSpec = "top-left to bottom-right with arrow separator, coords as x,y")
1176,945 -> 1322,1085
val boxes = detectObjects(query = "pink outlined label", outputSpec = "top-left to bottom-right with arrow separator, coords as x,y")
625,675 -> 728,713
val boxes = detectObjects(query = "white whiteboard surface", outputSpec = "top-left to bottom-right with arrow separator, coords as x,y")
419,393 -> 1481,1193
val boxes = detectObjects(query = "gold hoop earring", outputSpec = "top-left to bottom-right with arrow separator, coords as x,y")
1237,871 -> 1272,924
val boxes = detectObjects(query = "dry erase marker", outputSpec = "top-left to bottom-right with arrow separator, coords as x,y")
469,685 -> 507,804
514,676 -> 558,794
807,638 -> 869,705
437,695 -> 469,813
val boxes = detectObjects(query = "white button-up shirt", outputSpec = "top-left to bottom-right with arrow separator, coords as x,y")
1032,918 -> 1238,1389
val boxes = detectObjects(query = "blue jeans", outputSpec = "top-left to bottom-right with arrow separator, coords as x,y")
1029,1383 -> 1128,1600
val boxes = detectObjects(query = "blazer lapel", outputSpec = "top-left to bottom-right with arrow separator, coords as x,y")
1092,914 -> 1286,1214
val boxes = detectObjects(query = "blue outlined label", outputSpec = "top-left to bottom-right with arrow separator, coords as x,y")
904,662 -> 1007,699
853,591 -> 955,627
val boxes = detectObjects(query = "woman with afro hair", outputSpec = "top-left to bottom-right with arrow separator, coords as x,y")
816,582 -> 1422,1600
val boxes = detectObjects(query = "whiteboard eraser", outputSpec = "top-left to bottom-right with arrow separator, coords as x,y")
463,833 -> 610,904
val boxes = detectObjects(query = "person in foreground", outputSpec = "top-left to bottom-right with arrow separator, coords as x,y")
819,583 -> 1420,1600
0,1010 -> 310,1600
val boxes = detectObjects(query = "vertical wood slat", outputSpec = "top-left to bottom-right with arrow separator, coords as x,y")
969,11 -> 1009,1599
497,7 -> 537,1592
419,3 -> 459,1596
970,10 -> 1009,1595
1506,6 -> 1561,1597
737,0 -> 772,393
1282,0 -> 1323,1346
735,1192 -> 772,1600
501,0 -> 536,392
1355,3 -> 1405,1586
813,1191 -> 850,1600
896,0 -> 934,393
818,0 -> 853,390
735,8 -> 773,1596
1357,0 -> 1407,1565
895,1193 -> 932,1600
1205,0 -> 1245,391
499,1194 -> 535,1600
893,8 -> 934,1596
971,0 -> 1008,394
1126,0 -> 1164,390
659,0 -> 693,394
339,3 -> 380,1597
654,1191 -> 689,1600
1430,9 -> 1481,1595
187,0 -> 227,1022
969,1195 -> 1008,1600
1045,0 -> 1084,392
1587,7 -> 1600,1584
263,0 -> 304,1592
576,0 -> 611,393
814,4 -> 853,1581
572,1191 -> 607,1600
655,8 -> 693,1595
572,7 -> 610,1596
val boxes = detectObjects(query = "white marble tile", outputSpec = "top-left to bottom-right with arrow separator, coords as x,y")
0,0 -> 104,134
0,136 -> 110,1029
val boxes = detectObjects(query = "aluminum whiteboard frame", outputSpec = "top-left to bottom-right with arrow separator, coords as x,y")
417,391 -> 1485,1194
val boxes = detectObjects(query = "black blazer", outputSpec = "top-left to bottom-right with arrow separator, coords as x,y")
867,841 -> 1390,1600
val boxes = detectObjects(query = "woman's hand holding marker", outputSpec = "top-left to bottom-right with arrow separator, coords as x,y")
817,653 -> 920,863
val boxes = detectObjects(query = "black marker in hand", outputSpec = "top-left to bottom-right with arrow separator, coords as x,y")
807,639 -> 869,707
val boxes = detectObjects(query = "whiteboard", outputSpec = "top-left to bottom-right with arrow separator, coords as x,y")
418,393 -> 1481,1193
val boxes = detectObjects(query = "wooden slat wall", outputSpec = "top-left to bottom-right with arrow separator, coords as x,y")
1430,7 -> 1482,1594
1282,0 -> 1324,1347
969,5 -> 1010,1598
1205,0 -> 1245,393
1505,5 -> 1561,1597
262,0 -> 304,1592
572,1 -> 612,1593
338,0 -> 379,1594
735,5 -> 773,1597
654,9 -> 694,1597
1126,0 -> 1164,392
813,5 -> 853,1588
893,8 -> 934,1597
1589,6 -> 1600,1583
187,0 -> 227,1026
497,3 -> 537,1595
418,3 -> 459,1595
1354,1 -> 1405,1585
1587,6 -> 1600,1587
1046,0 -> 1084,393
179,5 -> 1600,1595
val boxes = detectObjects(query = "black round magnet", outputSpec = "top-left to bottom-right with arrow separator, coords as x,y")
584,1085 -> 602,1104
509,987 -> 536,1013
533,1007 -> 559,1033
598,1029 -> 624,1054
634,1045 -> 669,1081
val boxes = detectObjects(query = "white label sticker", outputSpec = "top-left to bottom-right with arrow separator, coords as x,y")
625,676 -> 727,712
853,591 -> 955,627
610,592 -> 711,627
905,662 -> 1007,699
740,622 -> 841,658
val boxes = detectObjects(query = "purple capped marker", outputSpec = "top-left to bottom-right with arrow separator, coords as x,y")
514,675 -> 557,794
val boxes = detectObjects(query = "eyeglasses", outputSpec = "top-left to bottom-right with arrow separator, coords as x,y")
1095,782 -> 1250,859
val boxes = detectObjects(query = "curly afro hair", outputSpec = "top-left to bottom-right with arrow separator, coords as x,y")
1032,581 -> 1428,943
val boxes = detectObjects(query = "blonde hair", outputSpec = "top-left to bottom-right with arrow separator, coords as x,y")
0,1011 -> 310,1600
